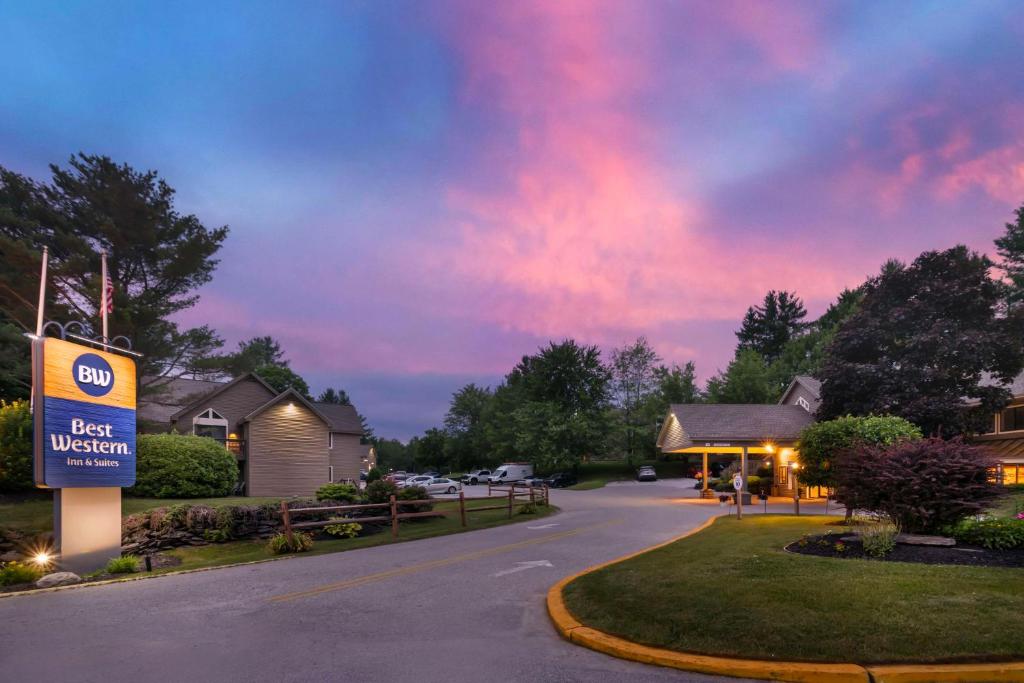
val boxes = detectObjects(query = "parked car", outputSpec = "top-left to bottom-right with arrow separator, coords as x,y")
387,472 -> 410,484
423,477 -> 462,495
400,475 -> 433,489
637,465 -> 657,482
488,463 -> 534,484
521,476 -> 547,488
545,472 -> 577,488
423,471 -> 441,478
462,469 -> 491,485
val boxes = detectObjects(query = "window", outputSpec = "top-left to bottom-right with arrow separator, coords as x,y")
985,412 -> 998,435
328,466 -> 334,483
1002,463 -> 1021,485
193,408 -> 228,441
1000,406 -> 1024,432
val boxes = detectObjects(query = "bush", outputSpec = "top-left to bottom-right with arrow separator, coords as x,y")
130,434 -> 237,498
268,531 -> 313,554
0,400 -> 33,492
860,521 -> 899,558
105,555 -> 138,574
315,483 -> 361,503
835,438 -> 1002,533
951,518 -> 1024,550
518,502 -> 537,515
397,485 -> 433,514
366,467 -> 382,483
365,479 -> 398,504
0,561 -> 42,586
324,522 -> 362,538
799,415 -> 922,489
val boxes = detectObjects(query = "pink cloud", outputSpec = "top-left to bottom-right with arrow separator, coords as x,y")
390,1 -> 850,363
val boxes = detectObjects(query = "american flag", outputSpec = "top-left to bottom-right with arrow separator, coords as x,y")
104,275 -> 114,314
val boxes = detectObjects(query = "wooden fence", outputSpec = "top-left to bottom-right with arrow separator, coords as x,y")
279,484 -> 549,545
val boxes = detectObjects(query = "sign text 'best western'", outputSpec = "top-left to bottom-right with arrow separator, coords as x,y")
33,337 -> 137,488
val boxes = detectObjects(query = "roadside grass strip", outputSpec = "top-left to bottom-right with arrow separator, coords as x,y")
268,518 -> 623,603
550,515 -> 1024,683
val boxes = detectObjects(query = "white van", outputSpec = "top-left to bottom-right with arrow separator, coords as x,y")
487,463 -> 534,483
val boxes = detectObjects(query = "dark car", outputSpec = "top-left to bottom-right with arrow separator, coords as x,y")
637,466 -> 657,482
545,472 -> 577,488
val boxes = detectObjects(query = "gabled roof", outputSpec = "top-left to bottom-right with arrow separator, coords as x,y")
660,404 -> 814,451
779,375 -> 821,405
138,376 -> 225,425
312,402 -> 364,435
168,372 -> 277,423
242,388 -> 332,426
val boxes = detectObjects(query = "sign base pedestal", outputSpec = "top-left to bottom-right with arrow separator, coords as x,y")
55,487 -> 122,574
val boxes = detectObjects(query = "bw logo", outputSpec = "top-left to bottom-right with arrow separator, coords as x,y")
72,353 -> 115,397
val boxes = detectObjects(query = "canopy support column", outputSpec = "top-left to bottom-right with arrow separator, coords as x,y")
702,452 -> 709,491
741,446 -> 748,493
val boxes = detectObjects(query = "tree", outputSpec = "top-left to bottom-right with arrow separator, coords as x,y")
818,246 -> 1024,437
222,336 -> 287,376
0,155 -> 229,397
487,340 -> 612,472
705,349 -> 775,403
609,337 -> 661,463
797,415 -> 922,490
410,428 -> 448,472
254,364 -> 311,399
736,290 -> 807,363
995,202 -> 1024,306
317,387 -> 352,405
375,438 -> 413,472
654,361 -> 702,406
443,383 -> 493,470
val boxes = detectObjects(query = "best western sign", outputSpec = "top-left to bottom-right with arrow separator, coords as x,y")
33,337 -> 137,488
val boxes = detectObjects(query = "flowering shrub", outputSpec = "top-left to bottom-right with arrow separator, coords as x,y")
324,523 -> 362,538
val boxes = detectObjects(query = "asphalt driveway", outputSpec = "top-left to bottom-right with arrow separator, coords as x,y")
0,481 -> 775,682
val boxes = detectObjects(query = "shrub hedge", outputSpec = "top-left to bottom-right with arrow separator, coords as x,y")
130,434 -> 238,498
951,518 -> 1024,550
0,400 -> 33,492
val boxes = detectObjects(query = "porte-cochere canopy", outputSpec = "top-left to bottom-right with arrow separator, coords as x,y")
657,404 -> 814,454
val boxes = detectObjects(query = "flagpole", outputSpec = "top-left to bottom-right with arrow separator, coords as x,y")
36,246 -> 49,336
101,250 -> 109,341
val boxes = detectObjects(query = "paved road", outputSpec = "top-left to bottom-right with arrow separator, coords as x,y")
0,482 -> 802,682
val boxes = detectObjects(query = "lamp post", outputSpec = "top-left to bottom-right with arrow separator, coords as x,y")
790,461 -> 800,516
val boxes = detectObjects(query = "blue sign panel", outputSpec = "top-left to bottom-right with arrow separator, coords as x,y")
42,397 -> 137,488
34,337 -> 137,488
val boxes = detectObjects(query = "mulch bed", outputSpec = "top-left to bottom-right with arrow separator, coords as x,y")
786,534 -> 1024,568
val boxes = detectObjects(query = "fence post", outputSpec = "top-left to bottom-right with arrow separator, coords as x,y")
530,486 -> 535,505
507,488 -> 513,519
459,490 -> 467,527
390,495 -> 399,540
545,485 -> 549,506
280,500 -> 294,546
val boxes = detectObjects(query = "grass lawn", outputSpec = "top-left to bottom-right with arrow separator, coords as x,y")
570,459 -> 695,490
563,515 -> 1024,664
992,490 -> 1024,518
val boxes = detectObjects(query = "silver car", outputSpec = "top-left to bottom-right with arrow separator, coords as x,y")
423,477 -> 462,495
400,475 -> 434,489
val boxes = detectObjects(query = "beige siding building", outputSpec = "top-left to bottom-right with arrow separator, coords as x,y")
159,373 -> 367,497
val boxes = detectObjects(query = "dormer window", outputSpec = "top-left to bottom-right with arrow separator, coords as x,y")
194,408 -> 229,441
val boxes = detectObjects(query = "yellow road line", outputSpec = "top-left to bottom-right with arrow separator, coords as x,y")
268,518 -> 623,604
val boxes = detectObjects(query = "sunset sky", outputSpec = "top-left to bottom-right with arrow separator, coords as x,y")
3,1 -> 1024,439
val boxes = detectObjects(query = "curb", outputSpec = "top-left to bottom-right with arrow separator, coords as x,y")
546,514 -> 1024,683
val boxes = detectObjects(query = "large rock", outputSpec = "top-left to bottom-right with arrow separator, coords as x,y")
36,572 -> 82,589
895,533 -> 955,547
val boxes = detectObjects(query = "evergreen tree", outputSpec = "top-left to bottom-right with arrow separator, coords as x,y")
317,387 -> 352,405
736,290 -> 807,363
995,202 -> 1024,306
0,155 -> 228,397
